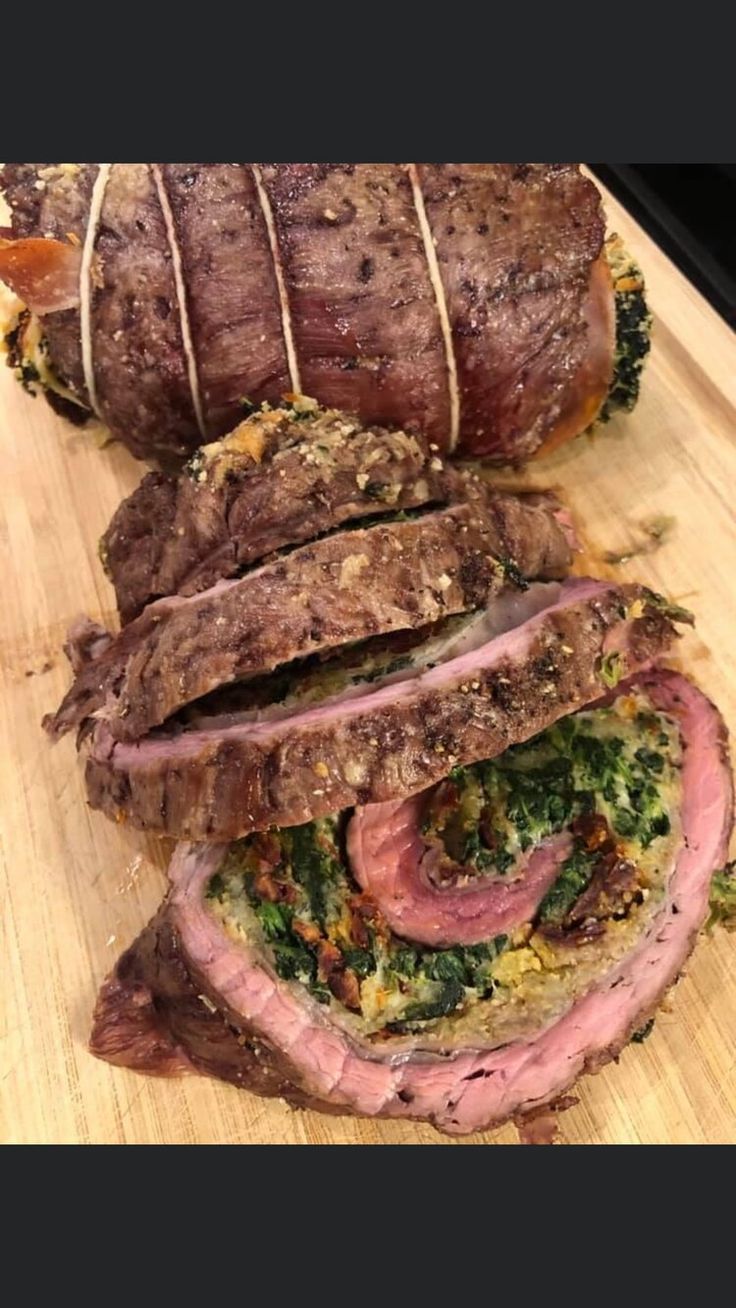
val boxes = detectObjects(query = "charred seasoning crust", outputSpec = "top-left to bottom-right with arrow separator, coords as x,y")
100,409 -> 454,624
48,501 -> 510,744
84,588 -> 679,840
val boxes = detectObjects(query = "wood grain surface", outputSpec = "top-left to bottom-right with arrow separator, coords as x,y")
1,176 -> 734,1145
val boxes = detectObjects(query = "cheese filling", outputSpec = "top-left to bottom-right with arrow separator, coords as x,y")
2,301 -> 87,412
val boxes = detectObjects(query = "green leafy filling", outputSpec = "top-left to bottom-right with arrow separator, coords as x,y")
643,589 -> 695,627
599,241 -> 653,422
208,698 -> 677,1034
537,846 -> 598,925
497,556 -> 529,592
599,651 -> 624,689
706,865 -> 736,932
423,706 -> 674,881
208,820 -> 508,1031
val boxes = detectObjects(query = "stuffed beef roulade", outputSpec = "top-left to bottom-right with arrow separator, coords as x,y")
77,578 -> 684,839
90,669 -> 733,1136
97,401 -> 574,625
1,164 -> 650,464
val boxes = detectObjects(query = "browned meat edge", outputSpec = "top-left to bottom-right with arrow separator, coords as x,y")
260,163 -> 453,446
161,165 -> 291,436
100,415 -> 452,622
100,409 -> 572,625
84,583 -> 678,840
91,164 -> 200,458
3,164 -> 612,464
47,502 -> 533,743
90,668 -> 733,1137
91,907 -> 349,1111
417,163 -> 606,461
86,898 -> 703,1134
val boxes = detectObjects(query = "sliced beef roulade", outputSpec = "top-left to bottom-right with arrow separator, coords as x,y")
46,486 -> 573,744
99,401 -> 574,625
90,670 -> 733,1136
82,579 -> 684,839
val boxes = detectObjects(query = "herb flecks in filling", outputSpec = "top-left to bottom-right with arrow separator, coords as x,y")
208,820 -> 508,1035
598,234 -> 652,423
707,863 -> 736,932
207,693 -> 681,1041
423,700 -> 676,885
4,308 -> 89,415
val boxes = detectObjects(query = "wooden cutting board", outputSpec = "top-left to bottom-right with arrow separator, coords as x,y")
1,178 -> 735,1146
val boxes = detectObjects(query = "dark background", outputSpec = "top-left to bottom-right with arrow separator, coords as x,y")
591,165 -> 736,329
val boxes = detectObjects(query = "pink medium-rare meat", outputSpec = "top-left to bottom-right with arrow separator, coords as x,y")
89,670 -> 733,1135
347,799 -> 573,947
1,164 -> 615,463
83,579 -> 681,839
46,502 -> 532,743
173,583 -> 568,734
